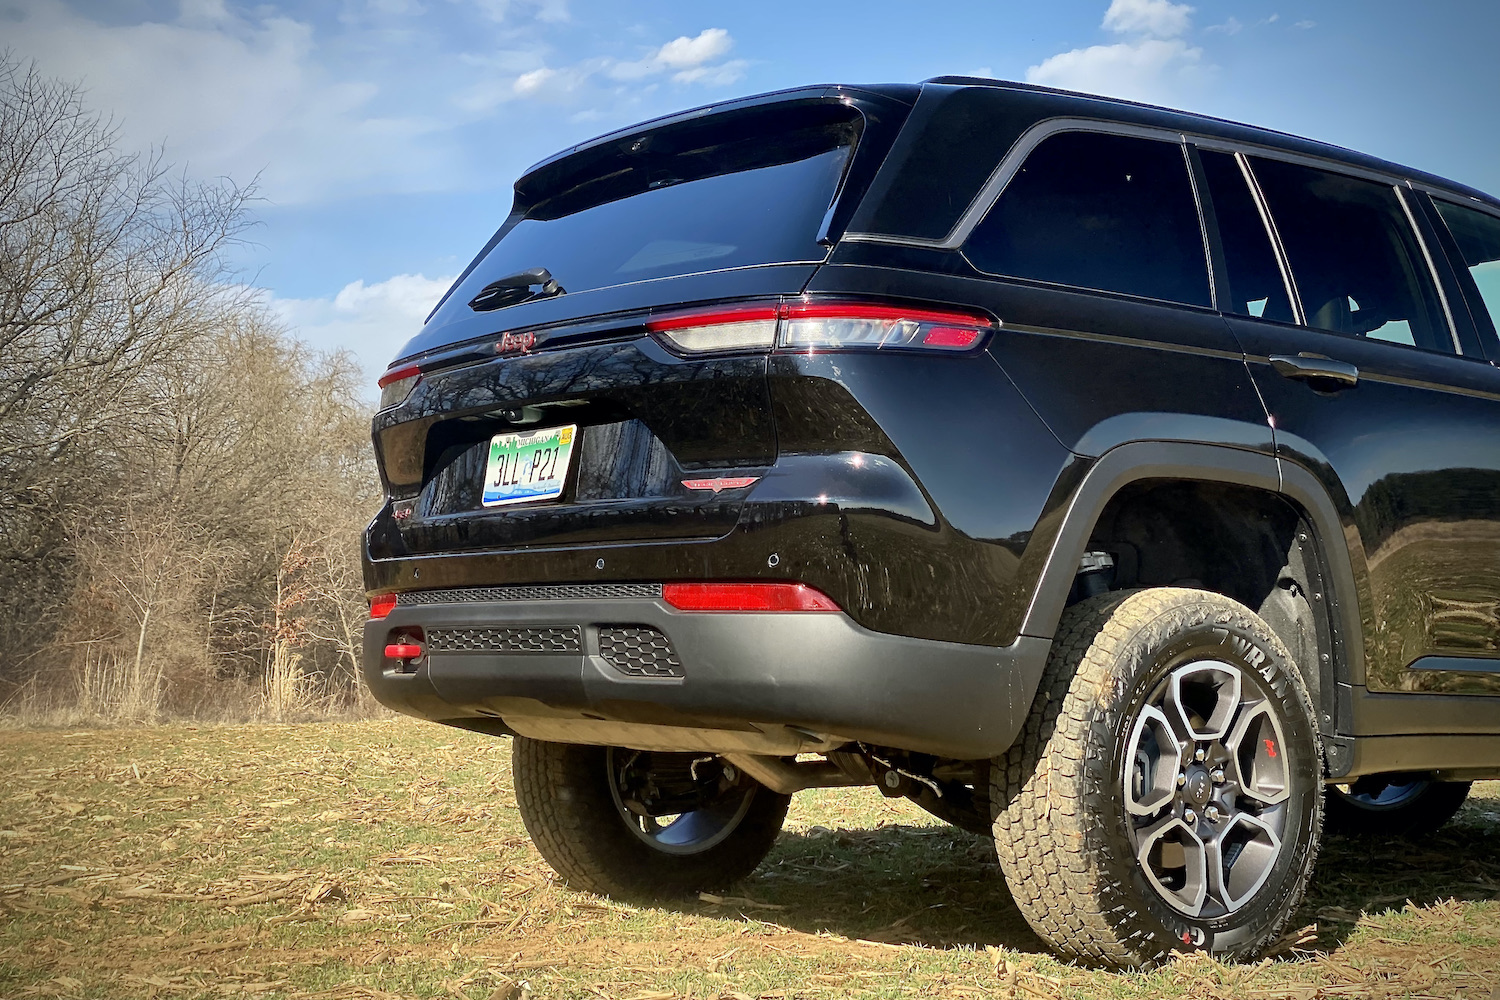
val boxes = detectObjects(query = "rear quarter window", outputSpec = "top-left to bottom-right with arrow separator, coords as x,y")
962,131 -> 1212,307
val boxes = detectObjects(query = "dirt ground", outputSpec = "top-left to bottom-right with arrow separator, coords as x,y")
2,718 -> 1498,999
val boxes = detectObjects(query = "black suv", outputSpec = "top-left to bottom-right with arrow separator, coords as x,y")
362,78 -> 1500,967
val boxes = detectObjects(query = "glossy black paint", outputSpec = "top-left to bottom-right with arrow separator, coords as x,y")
365,77 -> 1500,759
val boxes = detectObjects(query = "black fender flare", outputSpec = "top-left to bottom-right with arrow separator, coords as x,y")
1016,441 -> 1367,705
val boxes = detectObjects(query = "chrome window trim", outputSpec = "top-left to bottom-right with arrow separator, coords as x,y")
841,116 -> 1190,249
1411,186 -> 1500,225
1233,152 -> 1307,326
1190,135 -> 1413,189
1396,185 -> 1464,355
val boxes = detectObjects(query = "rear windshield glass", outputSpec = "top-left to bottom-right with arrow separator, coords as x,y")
449,105 -> 860,307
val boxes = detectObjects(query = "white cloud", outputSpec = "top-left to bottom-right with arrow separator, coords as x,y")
1205,16 -> 1243,35
269,273 -> 455,380
1026,0 -> 1210,105
1296,20 -> 1316,29
1026,38 -> 1208,105
655,28 -> 733,69
3,0 -> 455,203
608,28 -> 737,82
1101,0 -> 1194,38
670,60 -> 748,86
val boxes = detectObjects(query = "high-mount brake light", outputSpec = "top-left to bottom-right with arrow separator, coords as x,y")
377,363 -> 422,409
645,301 -> 995,355
662,582 -> 841,612
778,301 -> 993,352
647,305 -> 780,354
369,593 -> 398,619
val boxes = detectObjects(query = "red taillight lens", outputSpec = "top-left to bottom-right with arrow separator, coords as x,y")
779,301 -> 993,352
645,300 -> 994,355
662,582 -> 841,612
377,363 -> 422,409
369,593 -> 398,619
647,305 -> 780,354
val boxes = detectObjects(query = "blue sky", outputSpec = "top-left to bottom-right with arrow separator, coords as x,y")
6,0 -> 1499,384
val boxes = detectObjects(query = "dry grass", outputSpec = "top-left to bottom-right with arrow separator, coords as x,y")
2,718 -> 1499,999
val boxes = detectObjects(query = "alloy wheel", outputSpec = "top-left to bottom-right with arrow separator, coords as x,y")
1123,660 -> 1291,918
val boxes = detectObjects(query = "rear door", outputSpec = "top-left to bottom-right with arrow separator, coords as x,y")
1194,145 -> 1500,700
372,94 -> 908,556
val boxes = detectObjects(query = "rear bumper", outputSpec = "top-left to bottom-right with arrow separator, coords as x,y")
362,589 -> 1050,760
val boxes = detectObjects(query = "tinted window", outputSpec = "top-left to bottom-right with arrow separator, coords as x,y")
1199,150 -> 1295,323
848,86 -> 1056,242
448,111 -> 855,305
965,131 -> 1211,307
1433,199 -> 1500,337
1251,158 -> 1451,352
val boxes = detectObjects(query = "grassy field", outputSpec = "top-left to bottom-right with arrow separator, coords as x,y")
2,719 -> 1499,999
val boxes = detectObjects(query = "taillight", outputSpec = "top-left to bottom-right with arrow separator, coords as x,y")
662,582 -> 841,612
779,302 -> 992,352
647,305 -> 779,354
377,363 -> 422,409
647,300 -> 994,355
369,593 -> 398,619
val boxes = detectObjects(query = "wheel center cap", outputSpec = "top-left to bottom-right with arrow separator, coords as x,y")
1184,766 -> 1212,805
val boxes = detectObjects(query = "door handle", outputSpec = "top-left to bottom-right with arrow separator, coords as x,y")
1269,353 -> 1359,388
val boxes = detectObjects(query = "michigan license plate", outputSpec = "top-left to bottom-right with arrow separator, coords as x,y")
482,424 -> 577,507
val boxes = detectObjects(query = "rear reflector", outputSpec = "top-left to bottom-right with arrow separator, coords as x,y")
384,642 -> 423,659
662,582 -> 841,612
369,593 -> 398,619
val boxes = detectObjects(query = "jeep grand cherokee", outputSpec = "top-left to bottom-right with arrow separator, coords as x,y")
361,78 -> 1500,967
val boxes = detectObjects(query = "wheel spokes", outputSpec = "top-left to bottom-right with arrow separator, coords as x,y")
1125,704 -> 1186,816
1135,812 -> 1209,916
1207,811 -> 1282,911
1166,661 -> 1242,742
1226,702 -> 1290,806
1124,656 -> 1293,919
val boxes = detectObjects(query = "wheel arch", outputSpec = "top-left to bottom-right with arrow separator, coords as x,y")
1018,441 -> 1367,736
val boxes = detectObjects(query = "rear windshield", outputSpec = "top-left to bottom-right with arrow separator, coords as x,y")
448,103 -> 861,307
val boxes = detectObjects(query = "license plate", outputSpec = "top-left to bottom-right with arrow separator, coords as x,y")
482,425 -> 577,507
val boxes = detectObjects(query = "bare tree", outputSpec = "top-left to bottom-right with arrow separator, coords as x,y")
0,56 -> 380,721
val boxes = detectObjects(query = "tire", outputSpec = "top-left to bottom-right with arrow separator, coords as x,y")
512,737 -> 791,897
1326,774 -> 1471,838
992,588 -> 1324,968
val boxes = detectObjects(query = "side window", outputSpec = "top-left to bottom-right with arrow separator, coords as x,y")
1432,198 -> 1500,338
1198,150 -> 1296,323
964,131 -> 1211,307
1250,157 -> 1452,353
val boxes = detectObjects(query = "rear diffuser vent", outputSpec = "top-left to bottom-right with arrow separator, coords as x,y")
425,626 -> 582,653
598,626 -> 684,678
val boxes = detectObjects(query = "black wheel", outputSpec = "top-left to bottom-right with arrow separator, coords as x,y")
1326,773 -> 1471,837
992,588 -> 1324,968
512,737 -> 791,897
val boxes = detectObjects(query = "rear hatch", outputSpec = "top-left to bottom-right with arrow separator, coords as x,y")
371,87 -> 915,557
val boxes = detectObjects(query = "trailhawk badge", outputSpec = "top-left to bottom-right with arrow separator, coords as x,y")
682,477 -> 760,493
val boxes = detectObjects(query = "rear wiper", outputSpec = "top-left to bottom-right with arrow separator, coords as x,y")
468,267 -> 566,312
